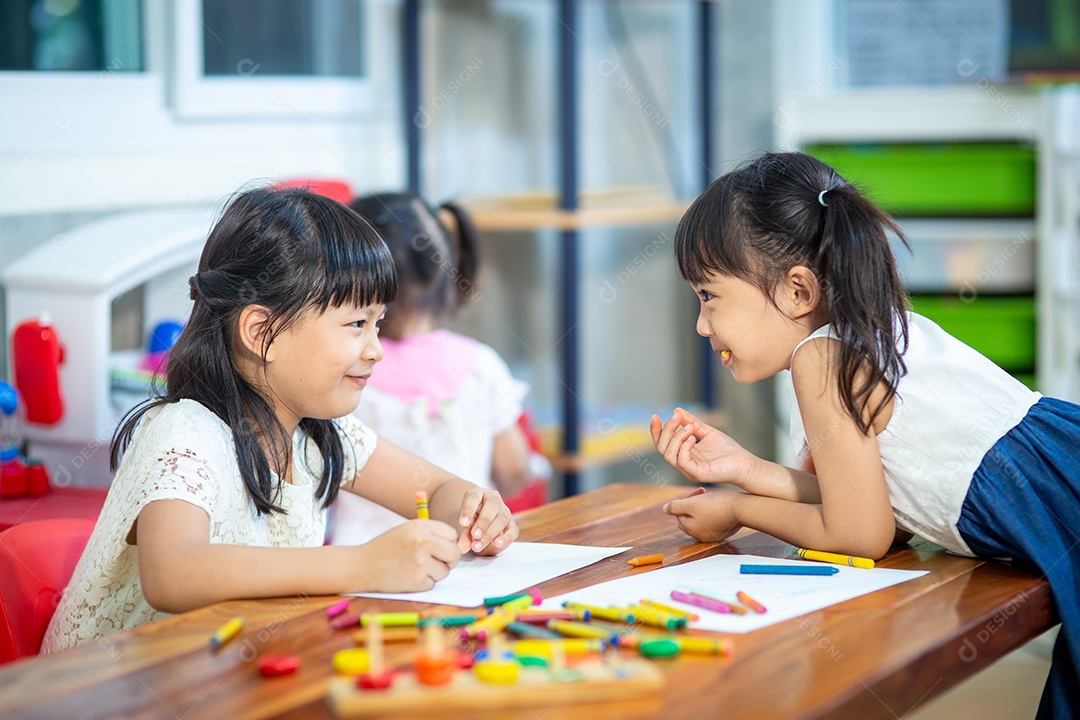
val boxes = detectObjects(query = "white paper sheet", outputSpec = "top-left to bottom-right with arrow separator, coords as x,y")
544,555 -> 928,633
350,541 -> 631,607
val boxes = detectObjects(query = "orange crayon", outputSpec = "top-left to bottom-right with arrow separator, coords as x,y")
736,591 -> 767,614
627,553 -> 664,567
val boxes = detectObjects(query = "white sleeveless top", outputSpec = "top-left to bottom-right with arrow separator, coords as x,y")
41,400 -> 377,653
789,312 -> 1040,556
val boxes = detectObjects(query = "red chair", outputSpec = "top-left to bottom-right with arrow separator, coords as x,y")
503,411 -> 551,514
0,518 -> 95,663
270,178 -> 354,205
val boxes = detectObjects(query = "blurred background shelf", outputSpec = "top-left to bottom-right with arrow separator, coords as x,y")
462,188 -> 689,231
536,406 -> 728,474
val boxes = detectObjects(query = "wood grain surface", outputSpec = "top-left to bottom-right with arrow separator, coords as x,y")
0,483 -> 1055,720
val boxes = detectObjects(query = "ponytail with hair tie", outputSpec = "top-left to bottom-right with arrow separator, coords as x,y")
673,151 -> 910,434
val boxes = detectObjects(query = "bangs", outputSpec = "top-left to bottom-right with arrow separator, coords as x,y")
305,198 -> 398,312
674,177 -> 753,285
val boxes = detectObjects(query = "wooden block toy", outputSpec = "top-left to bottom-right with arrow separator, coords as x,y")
414,621 -> 456,686
326,658 -> 663,718
356,618 -> 394,691
472,633 -> 519,685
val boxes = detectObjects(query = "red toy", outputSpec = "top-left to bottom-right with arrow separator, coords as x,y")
12,316 -> 65,425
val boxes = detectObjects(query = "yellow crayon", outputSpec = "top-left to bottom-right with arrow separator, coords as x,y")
618,633 -> 733,656
209,616 -> 244,650
461,609 -> 516,640
546,620 -> 616,640
796,547 -> 875,569
415,491 -> 429,519
361,612 -> 421,627
499,594 -> 535,611
561,602 -> 634,623
640,599 -> 700,622
672,636 -> 735,656
629,604 -> 687,629
511,639 -> 605,657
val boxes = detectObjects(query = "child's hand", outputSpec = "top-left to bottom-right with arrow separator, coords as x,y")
457,487 -> 519,555
662,487 -> 744,543
361,519 -> 463,591
651,408 -> 758,488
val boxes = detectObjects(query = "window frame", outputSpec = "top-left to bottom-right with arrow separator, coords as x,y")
169,0 -> 385,119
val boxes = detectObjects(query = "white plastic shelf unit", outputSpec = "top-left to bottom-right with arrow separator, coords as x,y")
2,209 -> 213,487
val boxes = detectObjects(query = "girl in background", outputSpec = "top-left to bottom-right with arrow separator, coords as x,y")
43,188 -> 516,653
331,192 -> 539,546
652,152 -> 1078,718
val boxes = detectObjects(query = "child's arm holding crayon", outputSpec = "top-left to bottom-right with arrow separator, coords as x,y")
343,437 -> 519,556
136,498 -> 463,613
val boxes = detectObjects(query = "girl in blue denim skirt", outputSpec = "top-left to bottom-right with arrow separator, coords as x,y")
652,151 -> 1079,718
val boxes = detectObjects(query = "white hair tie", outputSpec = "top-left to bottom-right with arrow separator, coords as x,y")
818,190 -> 828,207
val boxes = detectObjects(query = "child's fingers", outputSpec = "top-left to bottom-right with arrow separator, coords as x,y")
675,406 -> 704,429
474,518 -> 519,556
653,414 -> 683,455
649,414 -> 663,446
674,514 -> 697,537
661,424 -> 695,469
429,530 -> 463,569
676,435 -> 704,476
662,487 -> 707,514
466,494 -> 510,553
457,530 -> 472,554
457,487 -> 485,532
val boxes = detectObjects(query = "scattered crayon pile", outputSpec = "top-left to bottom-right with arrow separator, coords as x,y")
320,587 -> 738,689
231,585 -> 755,716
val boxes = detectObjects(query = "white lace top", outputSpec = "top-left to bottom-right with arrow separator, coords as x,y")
40,399 -> 376,653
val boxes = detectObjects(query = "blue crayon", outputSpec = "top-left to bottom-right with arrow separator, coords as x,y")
740,564 -> 839,576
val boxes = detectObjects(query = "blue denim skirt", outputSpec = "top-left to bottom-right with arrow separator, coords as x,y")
956,397 -> 1080,720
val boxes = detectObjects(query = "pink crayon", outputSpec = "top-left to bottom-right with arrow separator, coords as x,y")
671,590 -> 731,615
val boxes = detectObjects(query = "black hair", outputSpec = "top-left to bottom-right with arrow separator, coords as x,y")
349,192 -> 479,341
674,151 -> 909,434
111,187 -> 397,514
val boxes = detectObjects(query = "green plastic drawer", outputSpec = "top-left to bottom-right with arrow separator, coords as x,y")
911,295 -> 1036,370
805,143 -> 1036,216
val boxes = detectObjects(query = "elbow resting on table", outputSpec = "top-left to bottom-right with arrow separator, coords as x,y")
846,531 -> 895,561
141,573 -> 199,615
139,559 -> 207,615
819,523 -> 895,562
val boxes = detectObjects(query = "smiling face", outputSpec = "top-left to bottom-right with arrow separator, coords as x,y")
692,269 -> 823,384
256,302 -> 386,430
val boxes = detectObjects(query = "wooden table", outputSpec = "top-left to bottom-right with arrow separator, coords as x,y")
0,483 -> 1055,719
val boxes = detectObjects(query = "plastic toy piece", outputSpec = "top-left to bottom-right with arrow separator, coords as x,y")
356,620 -> 394,691
414,622 -> 456,686
638,639 -> 681,659
333,649 -> 371,676
12,315 -> 65,425
258,654 -> 301,677
473,634 -> 519,686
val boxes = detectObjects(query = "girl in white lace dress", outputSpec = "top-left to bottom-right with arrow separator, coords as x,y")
41,187 -> 517,653
330,193 -> 535,545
